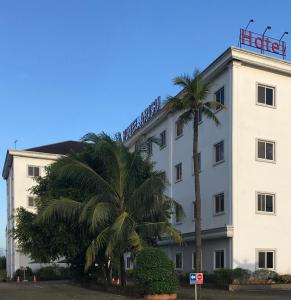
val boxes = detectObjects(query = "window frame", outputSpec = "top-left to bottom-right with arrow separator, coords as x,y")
256,192 -> 276,215
214,140 -> 225,165
27,165 -> 40,177
175,163 -> 182,183
214,192 -> 225,216
214,86 -> 225,110
256,249 -> 276,270
175,252 -> 183,270
256,138 -> 276,163
27,196 -> 36,207
175,120 -> 183,139
160,130 -> 167,149
214,249 -> 226,270
256,83 -> 276,108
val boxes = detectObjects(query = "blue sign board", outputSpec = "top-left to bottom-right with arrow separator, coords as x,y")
189,273 -> 196,285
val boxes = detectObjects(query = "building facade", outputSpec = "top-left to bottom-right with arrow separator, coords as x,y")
2,141 -> 83,278
124,47 -> 291,274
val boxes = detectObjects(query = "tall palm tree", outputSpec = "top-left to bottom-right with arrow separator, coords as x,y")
164,70 -> 223,277
38,133 -> 183,286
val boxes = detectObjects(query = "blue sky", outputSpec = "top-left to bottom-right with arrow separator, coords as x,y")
1,0 -> 291,250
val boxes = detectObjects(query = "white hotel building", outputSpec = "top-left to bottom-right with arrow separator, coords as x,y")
2,141 -> 83,278
124,47 -> 291,274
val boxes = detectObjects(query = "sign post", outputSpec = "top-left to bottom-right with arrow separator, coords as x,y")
189,272 -> 203,300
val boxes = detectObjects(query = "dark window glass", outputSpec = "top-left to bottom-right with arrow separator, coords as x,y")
215,87 -> 225,106
215,193 -> 224,214
215,250 -> 224,269
259,252 -> 265,268
266,195 -> 273,212
160,130 -> 166,148
266,88 -> 274,106
147,142 -> 152,156
28,166 -> 34,177
267,252 -> 274,268
34,167 -> 40,177
258,86 -> 265,103
266,143 -> 274,160
175,163 -> 182,181
215,141 -> 224,163
175,253 -> 182,269
126,257 -> 131,269
258,141 -> 265,159
176,121 -> 183,137
28,197 -> 35,207
258,194 -> 264,211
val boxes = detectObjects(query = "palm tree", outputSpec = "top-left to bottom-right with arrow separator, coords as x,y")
38,133 -> 183,286
164,70 -> 223,277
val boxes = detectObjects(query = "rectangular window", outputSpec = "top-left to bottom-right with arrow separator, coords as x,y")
214,193 -> 225,215
176,120 -> 183,138
215,87 -> 225,107
160,130 -> 166,148
126,257 -> 131,269
175,253 -> 183,270
28,196 -> 36,207
175,205 -> 182,223
215,250 -> 225,269
257,84 -> 275,107
175,163 -> 182,182
28,166 -> 40,177
257,140 -> 275,161
257,193 -> 275,213
147,141 -> 153,157
258,250 -> 275,269
214,141 -> 224,163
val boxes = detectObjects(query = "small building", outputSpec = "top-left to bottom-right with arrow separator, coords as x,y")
2,141 -> 83,278
123,47 -> 291,274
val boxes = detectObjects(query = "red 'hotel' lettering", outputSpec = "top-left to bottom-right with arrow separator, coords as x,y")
240,29 -> 286,57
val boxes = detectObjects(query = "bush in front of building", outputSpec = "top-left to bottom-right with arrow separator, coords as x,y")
0,256 -> 6,270
251,269 -> 279,283
35,265 -> 72,281
135,247 -> 178,295
0,269 -> 7,282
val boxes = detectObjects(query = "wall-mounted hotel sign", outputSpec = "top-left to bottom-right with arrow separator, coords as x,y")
123,97 -> 161,141
239,28 -> 287,60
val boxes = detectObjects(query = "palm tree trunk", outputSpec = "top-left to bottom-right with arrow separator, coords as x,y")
119,254 -> 126,286
193,111 -> 202,298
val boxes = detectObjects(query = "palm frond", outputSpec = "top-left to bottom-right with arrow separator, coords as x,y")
201,106 -> 220,126
37,197 -> 82,224
178,109 -> 193,125
90,202 -> 115,233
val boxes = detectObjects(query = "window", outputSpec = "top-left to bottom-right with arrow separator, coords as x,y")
175,163 -> 182,182
28,196 -> 36,207
176,120 -> 183,138
214,141 -> 224,163
214,250 -> 225,269
175,253 -> 183,270
28,166 -> 40,177
214,193 -> 225,215
257,140 -> 275,161
215,87 -> 225,108
160,130 -> 166,148
175,205 -> 182,223
257,84 -> 275,107
126,257 -> 131,269
257,193 -> 275,213
147,141 -> 153,157
258,250 -> 275,269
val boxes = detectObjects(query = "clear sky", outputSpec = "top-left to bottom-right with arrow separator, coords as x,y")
1,0 -> 291,250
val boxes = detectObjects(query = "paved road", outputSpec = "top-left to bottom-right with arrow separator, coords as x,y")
2,281 -> 291,299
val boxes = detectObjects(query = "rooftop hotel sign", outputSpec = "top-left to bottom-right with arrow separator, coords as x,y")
240,29 -> 287,59
123,97 -> 161,141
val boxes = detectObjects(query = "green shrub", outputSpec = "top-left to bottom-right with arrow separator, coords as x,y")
35,266 -> 72,281
0,269 -> 7,282
14,267 -> 34,281
135,247 -> 178,295
214,269 -> 234,287
0,256 -> 6,270
252,269 -> 279,282
232,268 -> 251,283
278,274 -> 291,284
